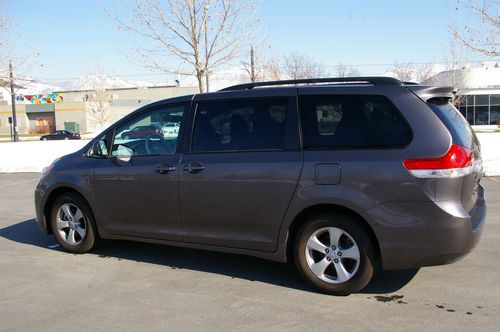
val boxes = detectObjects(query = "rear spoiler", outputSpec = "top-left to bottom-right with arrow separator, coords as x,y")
406,85 -> 455,102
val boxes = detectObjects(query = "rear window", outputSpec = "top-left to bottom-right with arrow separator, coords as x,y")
427,100 -> 475,149
299,94 -> 412,149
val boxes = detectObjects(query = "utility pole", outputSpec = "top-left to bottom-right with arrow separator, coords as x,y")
9,60 -> 19,142
250,45 -> 256,82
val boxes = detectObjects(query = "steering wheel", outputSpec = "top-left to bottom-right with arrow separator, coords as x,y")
145,136 -> 176,154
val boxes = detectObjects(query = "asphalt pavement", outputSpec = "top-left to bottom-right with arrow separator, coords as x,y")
0,173 -> 499,331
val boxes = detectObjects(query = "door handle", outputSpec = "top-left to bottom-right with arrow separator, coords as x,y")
183,161 -> 205,173
155,163 -> 176,174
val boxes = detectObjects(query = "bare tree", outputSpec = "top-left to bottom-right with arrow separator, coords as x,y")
335,63 -> 361,77
390,62 -> 439,85
84,75 -> 115,130
108,0 -> 256,92
445,40 -> 468,104
282,52 -> 328,80
415,64 -> 437,85
0,14 -> 10,74
241,41 -> 287,82
0,11 -> 39,81
452,0 -> 499,57
261,57 -> 282,81
390,62 -> 416,82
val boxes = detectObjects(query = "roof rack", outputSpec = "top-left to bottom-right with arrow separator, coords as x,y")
220,76 -> 404,91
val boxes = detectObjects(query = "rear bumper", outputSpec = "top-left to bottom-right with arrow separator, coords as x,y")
363,185 -> 487,270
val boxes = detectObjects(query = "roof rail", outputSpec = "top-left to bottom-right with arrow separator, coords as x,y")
219,76 -> 404,91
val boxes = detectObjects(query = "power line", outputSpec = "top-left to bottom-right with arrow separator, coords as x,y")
6,58 -> 497,84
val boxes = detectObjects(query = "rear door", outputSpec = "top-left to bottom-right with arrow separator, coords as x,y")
179,89 -> 302,252
427,100 -> 483,212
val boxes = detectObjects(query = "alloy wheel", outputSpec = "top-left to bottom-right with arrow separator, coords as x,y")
305,227 -> 360,283
56,203 -> 87,245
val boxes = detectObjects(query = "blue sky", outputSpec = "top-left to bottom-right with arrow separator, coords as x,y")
4,0 -> 489,83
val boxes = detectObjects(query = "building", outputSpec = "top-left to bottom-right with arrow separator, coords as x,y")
431,62 -> 500,126
0,84 -> 197,135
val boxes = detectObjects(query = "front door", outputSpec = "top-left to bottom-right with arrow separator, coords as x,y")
93,102 -> 188,241
179,93 -> 302,252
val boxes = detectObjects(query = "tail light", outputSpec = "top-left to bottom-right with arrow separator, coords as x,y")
403,144 -> 474,178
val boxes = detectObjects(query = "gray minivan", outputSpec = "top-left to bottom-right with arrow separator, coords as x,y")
34,77 -> 487,295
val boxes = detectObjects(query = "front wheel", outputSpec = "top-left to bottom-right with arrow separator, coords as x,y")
294,213 -> 376,295
50,193 -> 99,253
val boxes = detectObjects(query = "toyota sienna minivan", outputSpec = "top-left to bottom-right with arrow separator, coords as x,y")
35,77 -> 487,295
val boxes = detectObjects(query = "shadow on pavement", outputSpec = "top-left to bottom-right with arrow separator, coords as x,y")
1,219 -> 418,295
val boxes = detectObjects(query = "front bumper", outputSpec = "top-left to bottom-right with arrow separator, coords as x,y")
363,185 -> 487,270
34,183 -> 49,233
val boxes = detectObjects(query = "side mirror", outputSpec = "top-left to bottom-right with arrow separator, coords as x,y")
88,140 -> 107,158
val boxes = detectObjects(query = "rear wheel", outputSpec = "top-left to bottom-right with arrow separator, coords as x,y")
294,213 -> 375,295
50,193 -> 99,253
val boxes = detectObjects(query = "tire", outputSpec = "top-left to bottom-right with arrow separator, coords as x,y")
64,137 -> 69,140
42,137 -> 48,141
50,192 -> 99,254
294,213 -> 375,296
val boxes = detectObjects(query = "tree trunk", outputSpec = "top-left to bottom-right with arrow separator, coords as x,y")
196,69 -> 205,93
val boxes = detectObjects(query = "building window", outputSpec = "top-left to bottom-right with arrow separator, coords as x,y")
458,106 -> 466,118
490,94 -> 500,105
459,94 -> 500,126
466,95 -> 474,106
491,106 -> 500,125
466,107 -> 474,124
474,106 -> 489,125
475,94 -> 489,106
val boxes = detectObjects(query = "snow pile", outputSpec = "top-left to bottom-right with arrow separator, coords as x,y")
476,133 -> 500,176
0,140 -> 89,173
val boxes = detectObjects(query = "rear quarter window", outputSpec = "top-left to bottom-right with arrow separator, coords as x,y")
427,100 -> 476,149
299,94 -> 412,149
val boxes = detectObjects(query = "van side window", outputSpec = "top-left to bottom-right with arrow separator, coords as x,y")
299,95 -> 411,148
110,103 -> 187,157
191,98 -> 288,152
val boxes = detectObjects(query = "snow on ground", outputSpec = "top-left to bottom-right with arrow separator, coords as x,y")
0,140 -> 89,173
0,133 -> 499,175
476,133 -> 500,176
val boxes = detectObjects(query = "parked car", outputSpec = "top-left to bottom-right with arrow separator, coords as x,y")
120,125 -> 164,140
40,130 -> 80,141
34,77 -> 486,295
162,122 -> 181,138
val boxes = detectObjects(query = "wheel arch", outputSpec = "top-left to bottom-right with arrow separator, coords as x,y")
43,186 -> 93,234
285,204 -> 381,265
